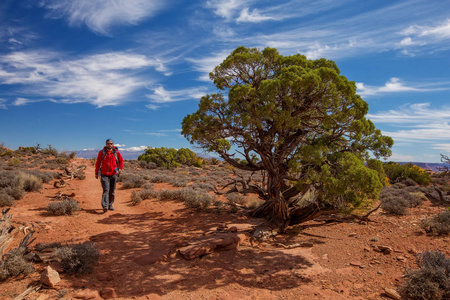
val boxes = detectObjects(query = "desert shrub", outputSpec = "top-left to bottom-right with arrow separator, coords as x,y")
169,176 -> 188,187
40,145 -> 58,156
16,172 -> 42,192
190,182 -> 216,191
142,182 -> 154,190
226,192 -> 246,205
4,186 -> 25,200
25,170 -> 58,184
149,174 -> 171,183
121,174 -> 145,189
404,178 -> 418,186
379,186 -> 423,215
183,189 -> 215,210
158,189 -> 186,201
47,198 -> 81,215
401,250 -> 450,300
57,242 -> 100,274
421,210 -> 450,235
7,157 -> 21,167
0,248 -> 34,281
139,189 -> 158,200
0,190 -> 14,206
131,190 -> 143,205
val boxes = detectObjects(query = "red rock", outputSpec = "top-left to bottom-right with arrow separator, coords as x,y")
40,266 -> 60,288
73,289 -> 102,300
100,287 -> 117,299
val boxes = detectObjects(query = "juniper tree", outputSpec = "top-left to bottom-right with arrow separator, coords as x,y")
182,46 -> 393,230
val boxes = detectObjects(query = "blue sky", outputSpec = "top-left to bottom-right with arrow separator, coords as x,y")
1,0 -> 450,162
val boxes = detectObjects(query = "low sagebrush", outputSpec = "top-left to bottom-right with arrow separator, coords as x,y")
57,242 -> 100,274
121,174 -> 145,189
421,209 -> 450,235
0,249 -> 34,281
47,198 -> 81,215
183,189 -> 215,210
401,250 -> 450,300
0,191 -> 14,207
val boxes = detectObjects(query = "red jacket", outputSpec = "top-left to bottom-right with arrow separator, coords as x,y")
95,147 -> 124,176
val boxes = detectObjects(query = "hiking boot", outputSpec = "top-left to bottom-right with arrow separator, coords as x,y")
103,208 -> 108,213
108,206 -> 114,211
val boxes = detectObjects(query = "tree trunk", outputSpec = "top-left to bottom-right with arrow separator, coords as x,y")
250,190 -> 290,231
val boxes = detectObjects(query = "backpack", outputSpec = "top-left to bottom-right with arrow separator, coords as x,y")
99,147 -> 120,174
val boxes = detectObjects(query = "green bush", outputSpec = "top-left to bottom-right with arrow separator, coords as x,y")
383,162 -> 432,185
7,157 -> 21,167
401,250 -> 450,300
138,147 -> 203,168
47,198 -> 81,215
57,242 -> 100,274
421,210 -> 450,235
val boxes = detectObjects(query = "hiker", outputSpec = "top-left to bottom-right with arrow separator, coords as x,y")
95,139 -> 124,213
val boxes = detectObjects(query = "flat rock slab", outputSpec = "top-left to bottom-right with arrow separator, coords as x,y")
178,233 -> 241,260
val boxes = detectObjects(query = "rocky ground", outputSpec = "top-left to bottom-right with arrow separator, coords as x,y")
1,158 -> 449,299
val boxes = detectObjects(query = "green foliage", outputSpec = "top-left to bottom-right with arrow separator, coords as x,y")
57,242 -> 100,274
383,162 -> 432,185
138,147 -> 203,169
401,250 -> 450,300
181,46 -> 392,224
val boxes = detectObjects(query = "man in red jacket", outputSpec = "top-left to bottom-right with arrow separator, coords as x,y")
95,139 -> 124,213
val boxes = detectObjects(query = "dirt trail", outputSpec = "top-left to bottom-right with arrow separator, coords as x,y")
2,159 -> 449,299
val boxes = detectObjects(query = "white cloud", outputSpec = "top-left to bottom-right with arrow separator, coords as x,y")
147,85 -> 208,103
187,51 -> 230,81
206,0 -> 245,20
121,145 -> 148,152
398,19 -> 450,54
356,77 -> 443,97
236,8 -> 275,23
431,143 -> 450,153
40,0 -> 166,35
13,98 -> 31,106
0,98 -> 6,109
368,103 -> 450,124
0,51 -> 166,107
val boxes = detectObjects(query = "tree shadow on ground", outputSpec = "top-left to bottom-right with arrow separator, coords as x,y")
60,208 -> 321,298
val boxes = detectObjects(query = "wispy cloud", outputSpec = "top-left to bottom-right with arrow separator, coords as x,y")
0,51 -> 167,107
0,98 -> 6,109
236,8 -> 276,23
206,0 -> 246,21
355,77 -> 444,97
368,103 -> 450,124
398,19 -> 450,54
187,50 -> 231,81
147,85 -> 208,104
39,0 -> 167,35
368,103 -> 450,155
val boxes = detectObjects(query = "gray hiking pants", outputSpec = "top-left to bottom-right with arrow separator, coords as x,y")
101,174 -> 118,209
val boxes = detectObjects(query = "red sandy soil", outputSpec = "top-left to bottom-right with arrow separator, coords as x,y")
1,158 -> 449,299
